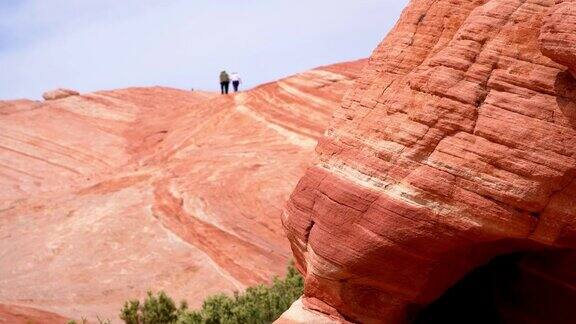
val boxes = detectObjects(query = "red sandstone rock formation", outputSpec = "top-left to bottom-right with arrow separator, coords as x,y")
42,88 -> 80,101
281,0 -> 576,323
0,60 -> 365,321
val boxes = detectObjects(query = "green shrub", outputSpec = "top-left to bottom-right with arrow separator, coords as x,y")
120,300 -> 140,324
120,291 -> 188,324
120,262 -> 303,324
67,317 -> 110,324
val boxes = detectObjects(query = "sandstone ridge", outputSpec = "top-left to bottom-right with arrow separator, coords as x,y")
281,0 -> 576,323
0,60 -> 365,322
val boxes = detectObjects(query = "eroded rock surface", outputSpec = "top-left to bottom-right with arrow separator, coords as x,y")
0,61 -> 365,322
282,0 -> 576,323
539,0 -> 576,77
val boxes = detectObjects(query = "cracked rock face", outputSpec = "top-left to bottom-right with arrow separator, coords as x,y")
282,0 -> 576,322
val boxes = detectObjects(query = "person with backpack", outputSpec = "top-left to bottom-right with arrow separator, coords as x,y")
231,72 -> 242,92
219,71 -> 230,94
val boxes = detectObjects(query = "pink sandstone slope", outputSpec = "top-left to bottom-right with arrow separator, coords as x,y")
0,304 -> 69,324
281,0 -> 576,323
0,60 -> 365,322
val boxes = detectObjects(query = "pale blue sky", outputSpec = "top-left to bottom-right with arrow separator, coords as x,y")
0,0 -> 408,100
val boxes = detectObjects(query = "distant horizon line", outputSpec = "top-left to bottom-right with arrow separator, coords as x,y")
0,56 -> 369,101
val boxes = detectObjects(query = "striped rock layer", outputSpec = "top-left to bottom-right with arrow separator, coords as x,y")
0,304 -> 69,324
0,60 -> 365,322
282,0 -> 576,323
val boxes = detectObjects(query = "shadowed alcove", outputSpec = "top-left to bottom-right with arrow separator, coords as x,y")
413,249 -> 576,324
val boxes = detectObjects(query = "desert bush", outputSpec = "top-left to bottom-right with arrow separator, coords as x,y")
120,291 -> 188,324
67,316 -> 110,324
120,262 -> 303,324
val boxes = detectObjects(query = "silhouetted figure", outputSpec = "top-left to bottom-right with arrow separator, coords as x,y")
220,71 -> 230,94
231,72 -> 242,92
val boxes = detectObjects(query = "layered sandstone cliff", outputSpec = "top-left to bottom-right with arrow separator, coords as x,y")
282,0 -> 576,323
0,60 -> 365,322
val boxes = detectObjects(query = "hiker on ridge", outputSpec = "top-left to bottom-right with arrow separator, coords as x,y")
219,71 -> 230,94
231,72 -> 242,93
